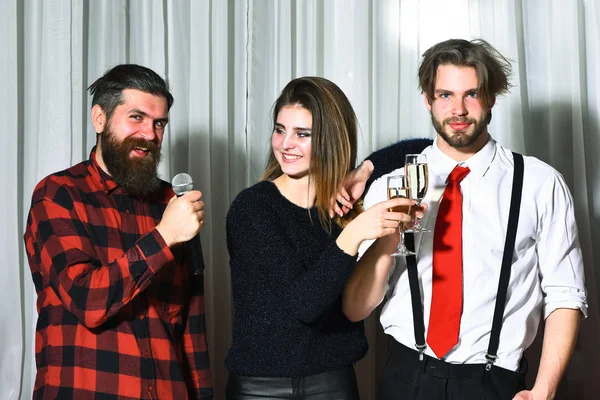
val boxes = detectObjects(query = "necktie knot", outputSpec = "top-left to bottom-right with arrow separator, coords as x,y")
448,165 -> 471,185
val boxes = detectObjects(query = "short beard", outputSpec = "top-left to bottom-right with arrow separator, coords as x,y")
431,111 -> 490,148
100,127 -> 162,198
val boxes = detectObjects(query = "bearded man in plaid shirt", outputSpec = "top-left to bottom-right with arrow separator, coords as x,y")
24,64 -> 213,399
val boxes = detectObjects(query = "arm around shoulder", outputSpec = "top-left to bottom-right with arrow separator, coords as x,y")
365,138 -> 433,188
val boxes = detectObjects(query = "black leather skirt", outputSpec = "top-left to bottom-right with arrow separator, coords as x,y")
226,365 -> 360,399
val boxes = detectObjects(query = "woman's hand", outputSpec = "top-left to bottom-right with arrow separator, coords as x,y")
352,197 -> 415,241
336,197 -> 415,256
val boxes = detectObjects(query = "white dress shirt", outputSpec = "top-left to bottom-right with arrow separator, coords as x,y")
360,136 -> 587,371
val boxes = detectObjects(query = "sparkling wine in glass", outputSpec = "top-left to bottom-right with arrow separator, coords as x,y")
387,174 -> 415,256
405,154 -> 431,233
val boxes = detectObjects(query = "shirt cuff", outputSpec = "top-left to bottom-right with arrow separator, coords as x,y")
543,287 -> 588,319
134,229 -> 175,274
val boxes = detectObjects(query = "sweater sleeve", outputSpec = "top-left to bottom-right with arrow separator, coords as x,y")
226,189 -> 357,324
365,138 -> 433,191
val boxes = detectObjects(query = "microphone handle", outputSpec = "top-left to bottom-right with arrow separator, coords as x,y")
188,234 -> 205,276
173,191 -> 205,276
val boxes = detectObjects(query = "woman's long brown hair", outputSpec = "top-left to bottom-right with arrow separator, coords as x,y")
261,77 -> 362,233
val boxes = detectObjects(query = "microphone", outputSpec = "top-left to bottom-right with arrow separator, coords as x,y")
171,173 -> 205,276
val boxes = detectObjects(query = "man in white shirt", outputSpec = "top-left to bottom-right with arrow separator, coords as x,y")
339,39 -> 587,400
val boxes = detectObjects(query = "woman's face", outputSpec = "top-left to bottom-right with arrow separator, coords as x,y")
272,105 -> 313,180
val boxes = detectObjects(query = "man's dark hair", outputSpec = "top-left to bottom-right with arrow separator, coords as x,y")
88,64 -> 174,121
418,39 -> 512,110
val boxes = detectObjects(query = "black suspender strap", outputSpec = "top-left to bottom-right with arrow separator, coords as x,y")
485,152 -> 525,370
404,152 -> 525,366
404,234 -> 426,360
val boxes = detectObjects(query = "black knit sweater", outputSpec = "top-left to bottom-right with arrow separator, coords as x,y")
224,181 -> 367,377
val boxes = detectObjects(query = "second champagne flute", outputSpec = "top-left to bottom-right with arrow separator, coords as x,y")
405,153 -> 431,233
387,174 -> 415,256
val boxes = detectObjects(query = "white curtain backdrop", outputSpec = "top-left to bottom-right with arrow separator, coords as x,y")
2,0 -> 599,398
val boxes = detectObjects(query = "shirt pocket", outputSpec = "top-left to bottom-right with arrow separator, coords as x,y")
150,260 -> 187,326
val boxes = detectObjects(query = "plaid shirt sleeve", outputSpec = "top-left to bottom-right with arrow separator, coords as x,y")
26,177 -> 175,329
183,275 -> 213,399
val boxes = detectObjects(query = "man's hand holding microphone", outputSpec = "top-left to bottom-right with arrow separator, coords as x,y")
156,173 -> 206,275
156,190 -> 205,247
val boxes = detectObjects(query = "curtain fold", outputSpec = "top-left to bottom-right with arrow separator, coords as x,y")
583,0 -> 600,313
2,1 -> 599,398
1,1 -> 23,399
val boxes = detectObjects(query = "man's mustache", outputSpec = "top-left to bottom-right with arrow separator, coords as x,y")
122,137 -> 160,153
444,117 -> 476,124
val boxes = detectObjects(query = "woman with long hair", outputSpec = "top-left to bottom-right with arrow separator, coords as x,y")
225,77 -> 412,399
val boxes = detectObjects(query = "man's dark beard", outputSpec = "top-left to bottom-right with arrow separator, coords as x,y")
431,111 -> 490,148
100,129 -> 162,198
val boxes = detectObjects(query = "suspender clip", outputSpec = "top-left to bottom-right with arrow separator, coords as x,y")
415,344 -> 427,361
485,354 -> 497,371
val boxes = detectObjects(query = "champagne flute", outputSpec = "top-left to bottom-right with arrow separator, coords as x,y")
405,154 -> 431,233
387,174 -> 415,256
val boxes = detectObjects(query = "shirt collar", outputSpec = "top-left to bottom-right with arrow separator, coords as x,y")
430,135 -> 497,181
87,146 -> 120,193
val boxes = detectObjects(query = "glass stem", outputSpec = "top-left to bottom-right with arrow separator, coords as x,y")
400,230 -> 407,251
413,201 -> 421,228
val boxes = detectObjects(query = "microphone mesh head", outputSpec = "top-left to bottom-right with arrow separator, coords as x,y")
172,173 -> 194,196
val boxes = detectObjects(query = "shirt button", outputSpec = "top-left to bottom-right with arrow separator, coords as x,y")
148,386 -> 153,391
125,209 -> 131,214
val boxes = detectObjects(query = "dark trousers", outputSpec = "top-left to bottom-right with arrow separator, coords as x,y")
226,365 -> 360,399
378,341 -> 526,400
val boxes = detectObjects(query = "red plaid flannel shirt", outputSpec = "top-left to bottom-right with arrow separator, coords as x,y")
24,149 -> 212,399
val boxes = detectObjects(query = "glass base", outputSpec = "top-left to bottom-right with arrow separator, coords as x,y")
391,248 -> 416,257
404,226 -> 432,233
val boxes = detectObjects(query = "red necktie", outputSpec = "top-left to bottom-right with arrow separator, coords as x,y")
427,165 -> 471,358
